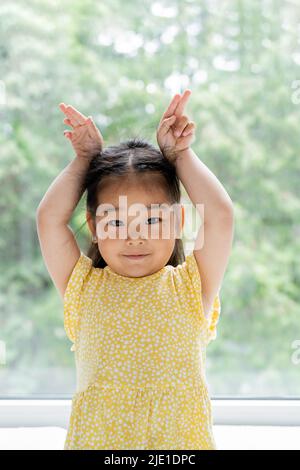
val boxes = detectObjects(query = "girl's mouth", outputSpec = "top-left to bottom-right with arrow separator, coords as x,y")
123,254 -> 149,260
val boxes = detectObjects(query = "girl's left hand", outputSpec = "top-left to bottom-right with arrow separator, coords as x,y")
156,89 -> 196,161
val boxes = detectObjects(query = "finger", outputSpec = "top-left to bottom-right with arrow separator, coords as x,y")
59,102 -> 69,116
59,103 -> 81,127
161,94 -> 181,120
63,118 -> 74,128
59,102 -> 67,111
173,115 -> 189,137
63,130 -> 73,140
65,105 -> 87,125
158,115 -> 177,136
182,122 -> 195,136
87,116 -> 102,140
173,89 -> 192,117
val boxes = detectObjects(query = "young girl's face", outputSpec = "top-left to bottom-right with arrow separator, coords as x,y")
88,177 -> 183,278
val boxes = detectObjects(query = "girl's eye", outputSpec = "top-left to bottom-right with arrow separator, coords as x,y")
108,220 -> 124,227
147,217 -> 162,225
107,217 -> 162,227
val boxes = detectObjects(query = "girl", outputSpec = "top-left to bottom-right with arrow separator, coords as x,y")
36,89 -> 234,450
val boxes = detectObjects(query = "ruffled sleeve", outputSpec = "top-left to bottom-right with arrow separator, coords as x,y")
183,251 -> 222,346
63,252 -> 93,351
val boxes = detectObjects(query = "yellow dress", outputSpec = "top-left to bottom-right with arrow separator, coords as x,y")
63,250 -> 221,450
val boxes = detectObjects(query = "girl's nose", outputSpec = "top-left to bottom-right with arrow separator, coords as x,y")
126,238 -> 145,245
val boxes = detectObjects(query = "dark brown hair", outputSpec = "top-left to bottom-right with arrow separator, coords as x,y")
76,138 -> 185,268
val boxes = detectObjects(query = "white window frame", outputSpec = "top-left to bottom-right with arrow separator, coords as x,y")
0,399 -> 300,427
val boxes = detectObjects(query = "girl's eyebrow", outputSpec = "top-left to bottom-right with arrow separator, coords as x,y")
119,204 -> 168,209
102,204 -> 170,212
96,203 -> 173,217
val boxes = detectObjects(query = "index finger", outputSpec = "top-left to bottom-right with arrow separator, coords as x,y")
59,103 -> 87,125
161,94 -> 181,119
173,89 -> 192,116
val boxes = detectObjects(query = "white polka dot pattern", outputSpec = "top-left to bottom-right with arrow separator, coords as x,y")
63,250 -> 221,450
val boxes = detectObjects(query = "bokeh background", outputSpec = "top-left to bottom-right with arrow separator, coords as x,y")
0,0 -> 300,398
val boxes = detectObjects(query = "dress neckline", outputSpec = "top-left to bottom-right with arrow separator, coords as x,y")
104,263 -> 170,282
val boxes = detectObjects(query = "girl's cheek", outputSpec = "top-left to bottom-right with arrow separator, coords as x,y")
96,225 -> 123,240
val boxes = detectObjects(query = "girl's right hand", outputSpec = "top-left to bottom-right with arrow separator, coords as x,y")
59,103 -> 104,160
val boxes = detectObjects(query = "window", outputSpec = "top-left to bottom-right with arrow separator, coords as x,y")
0,0 -> 299,401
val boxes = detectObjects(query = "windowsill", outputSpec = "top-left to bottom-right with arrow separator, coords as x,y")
0,399 -> 300,427
0,425 -> 299,450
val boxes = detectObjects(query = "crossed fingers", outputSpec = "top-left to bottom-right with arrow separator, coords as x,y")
59,103 -> 87,127
161,89 -> 192,121
59,102 -> 103,142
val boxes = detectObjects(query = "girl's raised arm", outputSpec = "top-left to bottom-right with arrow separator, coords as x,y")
36,105 -> 103,300
157,90 -> 234,318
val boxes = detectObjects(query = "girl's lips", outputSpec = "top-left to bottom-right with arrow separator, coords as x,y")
123,254 -> 149,260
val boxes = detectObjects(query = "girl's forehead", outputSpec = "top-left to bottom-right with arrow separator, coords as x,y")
96,201 -> 174,217
97,180 -> 171,209
96,193 -> 176,218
